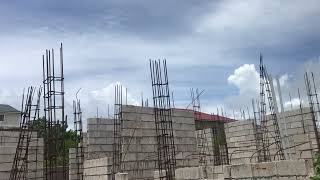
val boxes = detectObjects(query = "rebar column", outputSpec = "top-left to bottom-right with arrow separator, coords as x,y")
113,84 -> 123,178
150,60 -> 176,180
42,44 -> 67,180
73,99 -> 84,180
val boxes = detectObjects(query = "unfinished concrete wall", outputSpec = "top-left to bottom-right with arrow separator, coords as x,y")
87,118 -> 114,160
121,105 -> 198,180
175,165 -> 224,180
83,157 -> 112,180
115,173 -> 128,180
266,107 -> 316,161
224,107 -> 318,164
196,128 -> 215,166
69,133 -> 88,180
223,160 -> 314,180
174,160 -> 313,180
0,128 -> 44,180
196,124 -> 228,166
225,119 -> 259,164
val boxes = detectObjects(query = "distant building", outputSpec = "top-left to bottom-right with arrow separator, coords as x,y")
0,104 -> 20,127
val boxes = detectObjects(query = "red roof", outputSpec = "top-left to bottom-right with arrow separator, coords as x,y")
174,108 -> 236,123
194,111 -> 236,123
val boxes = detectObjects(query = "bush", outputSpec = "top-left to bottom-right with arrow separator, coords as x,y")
311,153 -> 320,180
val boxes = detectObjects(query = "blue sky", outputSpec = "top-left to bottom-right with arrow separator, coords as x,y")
0,0 -> 320,127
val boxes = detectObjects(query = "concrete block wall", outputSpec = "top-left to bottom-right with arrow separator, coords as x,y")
175,165 -> 224,180
224,107 -> 318,164
69,133 -> 88,180
87,118 -> 114,160
282,107 -> 316,160
174,160 -> 314,180
83,157 -> 112,180
265,107 -> 316,161
223,160 -> 314,180
196,126 -> 229,166
121,105 -> 198,180
25,137 -> 44,180
0,128 -> 44,180
115,173 -> 128,180
171,108 -> 199,168
196,128 -> 215,166
225,119 -> 259,164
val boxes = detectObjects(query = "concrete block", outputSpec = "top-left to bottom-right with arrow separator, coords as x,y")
140,114 -> 154,122
223,165 -> 231,179
175,167 -> 201,180
230,163 -> 252,178
252,162 -> 276,177
276,160 -> 307,176
172,109 -> 194,118
172,116 -> 195,125
115,173 -> 128,180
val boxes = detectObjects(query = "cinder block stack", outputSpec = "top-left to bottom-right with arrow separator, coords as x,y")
172,108 -> 199,168
87,118 -> 114,160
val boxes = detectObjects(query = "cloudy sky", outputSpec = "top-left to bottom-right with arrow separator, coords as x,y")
1,0 -> 320,128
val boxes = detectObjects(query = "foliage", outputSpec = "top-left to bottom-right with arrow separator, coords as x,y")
29,117 -> 78,166
311,153 -> 320,180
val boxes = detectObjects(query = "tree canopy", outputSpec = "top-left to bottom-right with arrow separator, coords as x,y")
29,117 -> 78,166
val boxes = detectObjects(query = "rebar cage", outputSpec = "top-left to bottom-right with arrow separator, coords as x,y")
150,59 -> 176,180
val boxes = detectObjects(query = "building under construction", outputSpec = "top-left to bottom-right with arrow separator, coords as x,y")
0,45 -> 320,179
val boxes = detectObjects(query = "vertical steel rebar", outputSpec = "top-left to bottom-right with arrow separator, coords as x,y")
73,99 -> 84,180
113,84 -> 123,178
43,44 -> 67,180
304,72 -> 320,151
191,88 -> 209,178
150,60 -> 176,180
259,54 -> 285,161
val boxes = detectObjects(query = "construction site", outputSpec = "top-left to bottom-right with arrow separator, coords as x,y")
1,44 -> 320,180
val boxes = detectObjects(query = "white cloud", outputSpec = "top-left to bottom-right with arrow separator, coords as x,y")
284,98 -> 302,109
196,0 -> 320,47
228,64 -> 259,95
279,74 -> 289,87
84,81 -> 140,119
222,64 -> 260,119
90,81 -> 139,107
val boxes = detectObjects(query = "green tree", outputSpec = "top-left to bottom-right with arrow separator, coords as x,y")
29,117 -> 78,166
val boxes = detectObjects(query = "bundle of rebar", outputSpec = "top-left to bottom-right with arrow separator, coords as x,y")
258,54 -> 285,161
73,99 -> 84,180
42,43 -> 67,180
113,84 -> 123,177
150,59 -> 176,180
